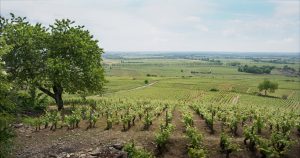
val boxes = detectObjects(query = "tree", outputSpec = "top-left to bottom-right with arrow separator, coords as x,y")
0,14 -> 105,110
258,80 -> 278,96
0,36 -> 15,158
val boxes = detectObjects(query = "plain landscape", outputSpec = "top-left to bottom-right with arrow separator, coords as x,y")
1,0 -> 300,158
11,52 -> 300,158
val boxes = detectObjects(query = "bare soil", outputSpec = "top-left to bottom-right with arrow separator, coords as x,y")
12,108 -> 300,158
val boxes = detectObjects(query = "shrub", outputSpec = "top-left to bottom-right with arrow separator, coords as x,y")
188,148 -> 206,158
155,124 -> 174,152
183,113 -> 194,127
209,88 -> 219,92
144,80 -> 149,84
186,126 -> 203,148
123,141 -> 154,158
282,94 -> 288,99
0,114 -> 15,157
220,132 -> 239,158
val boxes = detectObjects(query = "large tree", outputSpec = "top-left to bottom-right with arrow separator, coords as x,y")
258,79 -> 278,96
0,14 -> 105,110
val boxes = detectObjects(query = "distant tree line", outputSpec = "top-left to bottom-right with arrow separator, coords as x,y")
238,65 -> 275,74
280,65 -> 300,77
251,58 -> 294,64
282,65 -> 296,72
200,58 -> 223,65
227,62 -> 241,66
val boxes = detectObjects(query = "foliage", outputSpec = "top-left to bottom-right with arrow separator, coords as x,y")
144,80 -> 149,84
123,141 -> 154,158
185,126 -> 203,149
209,88 -> 219,92
183,112 -> 194,127
220,132 -> 239,158
143,107 -> 153,130
65,107 -> 82,129
86,107 -> 98,129
0,114 -> 14,157
0,37 -> 15,158
0,14 -> 105,110
155,124 -> 174,152
188,147 -> 206,158
258,80 -> 278,96
238,65 -> 275,74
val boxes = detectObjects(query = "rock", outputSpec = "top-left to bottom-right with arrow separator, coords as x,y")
108,147 -> 114,150
90,148 -> 101,156
57,152 -> 67,158
87,148 -> 93,152
115,151 -> 128,158
19,129 -> 25,133
112,143 -> 123,150
79,153 -> 86,157
49,153 -> 58,158
66,153 -> 70,158
13,123 -> 23,128
25,135 -> 32,138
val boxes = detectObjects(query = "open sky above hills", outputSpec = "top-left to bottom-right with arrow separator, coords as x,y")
1,0 -> 300,52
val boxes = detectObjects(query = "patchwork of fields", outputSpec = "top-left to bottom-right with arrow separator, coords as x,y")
14,53 -> 300,158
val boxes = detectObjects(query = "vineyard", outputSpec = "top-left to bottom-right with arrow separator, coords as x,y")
14,90 -> 300,158
8,53 -> 300,158
1,2 -> 300,157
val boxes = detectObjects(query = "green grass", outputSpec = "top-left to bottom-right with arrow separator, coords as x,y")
63,56 -> 300,113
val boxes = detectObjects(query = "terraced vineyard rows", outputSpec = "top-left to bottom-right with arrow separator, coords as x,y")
16,94 -> 300,158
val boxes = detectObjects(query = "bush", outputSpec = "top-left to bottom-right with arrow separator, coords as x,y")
123,141 -> 154,158
188,148 -> 206,158
220,132 -> 239,158
15,87 -> 49,114
210,88 -> 219,92
0,114 -> 15,157
144,80 -> 149,84
155,124 -> 174,152
282,94 -> 288,99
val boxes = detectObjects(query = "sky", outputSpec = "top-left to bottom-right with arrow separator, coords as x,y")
1,0 -> 300,53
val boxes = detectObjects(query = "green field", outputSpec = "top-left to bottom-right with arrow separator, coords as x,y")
13,53 -> 300,158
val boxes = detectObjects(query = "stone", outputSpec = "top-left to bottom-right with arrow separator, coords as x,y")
112,143 -> 123,150
13,123 -> 23,128
115,151 -> 128,158
49,153 -> 58,158
90,148 -> 101,156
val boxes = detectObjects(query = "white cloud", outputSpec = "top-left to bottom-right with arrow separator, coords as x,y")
273,0 -> 300,17
1,0 -> 299,52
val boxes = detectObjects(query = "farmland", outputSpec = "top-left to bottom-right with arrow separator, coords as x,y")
11,52 -> 300,158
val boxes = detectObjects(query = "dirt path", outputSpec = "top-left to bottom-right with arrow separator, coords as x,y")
103,81 -> 159,96
128,81 -> 158,91
162,109 -> 188,158
246,88 -> 251,93
232,95 -> 240,104
288,91 -> 295,99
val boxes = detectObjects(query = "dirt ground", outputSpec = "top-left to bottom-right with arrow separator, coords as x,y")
12,108 -> 300,158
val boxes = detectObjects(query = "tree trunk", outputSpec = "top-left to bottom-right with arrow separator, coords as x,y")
264,90 -> 267,96
53,85 -> 64,111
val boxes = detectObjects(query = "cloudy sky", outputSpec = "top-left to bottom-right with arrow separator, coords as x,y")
1,0 -> 300,52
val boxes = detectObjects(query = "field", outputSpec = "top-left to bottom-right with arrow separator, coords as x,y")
13,52 -> 300,158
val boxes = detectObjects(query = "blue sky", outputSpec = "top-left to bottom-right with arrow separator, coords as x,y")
1,0 -> 299,52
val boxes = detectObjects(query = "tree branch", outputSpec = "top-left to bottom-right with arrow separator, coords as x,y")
37,86 -> 55,99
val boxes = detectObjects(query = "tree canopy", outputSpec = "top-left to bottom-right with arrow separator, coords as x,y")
258,80 -> 278,96
238,65 -> 275,74
0,14 -> 105,110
